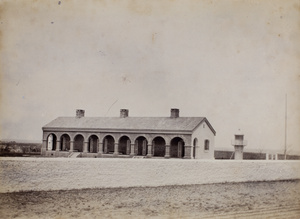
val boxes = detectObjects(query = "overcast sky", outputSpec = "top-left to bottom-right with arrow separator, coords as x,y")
1,0 -> 299,154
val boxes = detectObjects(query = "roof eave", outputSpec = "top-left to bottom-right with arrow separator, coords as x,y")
42,127 -> 193,135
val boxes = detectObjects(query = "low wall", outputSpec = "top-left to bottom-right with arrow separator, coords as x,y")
0,157 -> 299,193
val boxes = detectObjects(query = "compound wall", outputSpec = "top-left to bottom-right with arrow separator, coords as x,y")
0,157 -> 299,193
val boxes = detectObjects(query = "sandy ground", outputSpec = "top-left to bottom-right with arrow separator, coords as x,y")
1,158 -> 299,218
0,180 -> 300,219
0,157 -> 299,193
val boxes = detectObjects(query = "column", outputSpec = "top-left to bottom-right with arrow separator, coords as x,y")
130,142 -> 136,156
83,141 -> 88,153
113,143 -> 119,156
164,145 -> 170,158
61,137 -> 65,151
152,141 -> 155,156
146,144 -> 153,158
183,145 -> 192,159
56,140 -> 61,151
178,141 -> 183,158
69,141 -> 74,153
126,140 -> 131,155
266,153 -> 269,160
90,138 -> 93,153
104,139 -> 108,154
98,142 -> 103,155
134,140 -> 138,155
142,140 -> 147,156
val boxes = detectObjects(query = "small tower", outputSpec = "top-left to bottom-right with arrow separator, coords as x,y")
232,130 -> 247,160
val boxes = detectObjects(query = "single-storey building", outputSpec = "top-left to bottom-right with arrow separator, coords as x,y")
41,109 -> 216,159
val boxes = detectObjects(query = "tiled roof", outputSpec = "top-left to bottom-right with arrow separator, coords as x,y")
43,117 -> 208,132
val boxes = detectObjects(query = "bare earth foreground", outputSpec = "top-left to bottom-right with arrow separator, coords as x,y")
0,158 -> 300,218
0,180 -> 299,219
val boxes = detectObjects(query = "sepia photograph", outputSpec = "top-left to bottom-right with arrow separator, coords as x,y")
0,0 -> 300,218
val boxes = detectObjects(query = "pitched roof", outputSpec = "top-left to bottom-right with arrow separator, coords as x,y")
43,116 -> 215,133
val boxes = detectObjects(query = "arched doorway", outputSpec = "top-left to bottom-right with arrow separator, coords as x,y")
153,136 -> 166,157
170,137 -> 185,158
74,134 -> 84,152
193,138 -> 198,158
136,136 -> 148,156
119,136 -> 130,155
88,135 -> 98,153
47,134 -> 57,151
103,135 -> 115,154
60,134 -> 71,151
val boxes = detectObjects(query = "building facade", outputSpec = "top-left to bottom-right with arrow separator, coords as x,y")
41,109 -> 216,159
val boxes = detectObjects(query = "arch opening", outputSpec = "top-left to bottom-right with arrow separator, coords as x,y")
103,135 -> 115,154
119,136 -> 130,155
153,137 -> 166,157
60,134 -> 71,151
136,136 -> 148,156
193,138 -> 198,158
74,135 -> 84,152
88,135 -> 98,153
170,137 -> 185,158
47,134 -> 57,151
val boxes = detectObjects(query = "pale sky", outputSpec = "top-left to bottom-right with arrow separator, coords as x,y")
0,0 -> 299,154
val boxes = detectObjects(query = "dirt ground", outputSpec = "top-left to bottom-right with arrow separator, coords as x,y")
0,180 -> 299,219
1,158 -> 300,193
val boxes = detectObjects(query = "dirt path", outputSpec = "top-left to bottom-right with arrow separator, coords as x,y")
0,180 -> 299,219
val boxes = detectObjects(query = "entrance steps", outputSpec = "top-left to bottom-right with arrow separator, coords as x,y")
68,152 -> 81,158
132,156 -> 145,159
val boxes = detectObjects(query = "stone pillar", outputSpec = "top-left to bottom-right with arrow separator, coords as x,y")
183,145 -> 192,159
83,141 -> 88,153
69,141 -> 74,153
266,153 -> 269,160
134,140 -> 138,155
56,140 -> 61,151
178,141 -> 183,158
41,139 -> 47,156
130,142 -> 136,156
104,139 -> 108,154
146,144 -> 153,158
61,137 -> 65,151
89,138 -> 93,153
142,140 -> 147,156
164,145 -> 170,158
275,154 -> 278,160
98,142 -> 103,155
113,143 -> 119,156
126,140 -> 131,155
152,141 -> 155,156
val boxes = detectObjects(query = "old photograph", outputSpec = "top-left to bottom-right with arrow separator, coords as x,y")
0,0 -> 300,218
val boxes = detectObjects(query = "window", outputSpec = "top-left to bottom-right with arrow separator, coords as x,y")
204,140 -> 209,150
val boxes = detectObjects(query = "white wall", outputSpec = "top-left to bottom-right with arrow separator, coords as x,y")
191,121 -> 215,159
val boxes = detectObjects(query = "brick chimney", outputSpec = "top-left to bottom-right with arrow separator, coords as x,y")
76,109 -> 85,118
120,109 -> 129,118
170,108 -> 179,118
